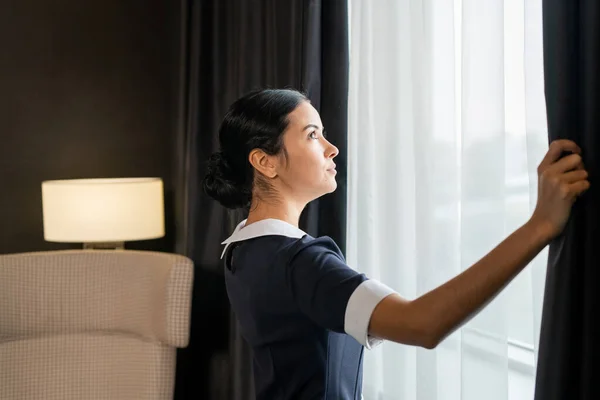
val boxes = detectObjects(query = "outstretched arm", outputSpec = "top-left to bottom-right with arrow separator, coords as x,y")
368,139 -> 589,349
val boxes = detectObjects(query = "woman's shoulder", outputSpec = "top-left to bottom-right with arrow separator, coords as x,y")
283,235 -> 346,265
292,234 -> 341,250
241,234 -> 342,259
225,226 -> 345,271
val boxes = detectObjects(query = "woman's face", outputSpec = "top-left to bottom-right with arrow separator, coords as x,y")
275,101 -> 339,203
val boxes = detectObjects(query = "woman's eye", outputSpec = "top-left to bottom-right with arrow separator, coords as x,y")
309,131 -> 318,139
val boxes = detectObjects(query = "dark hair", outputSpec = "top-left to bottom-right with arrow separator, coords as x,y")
202,88 -> 309,209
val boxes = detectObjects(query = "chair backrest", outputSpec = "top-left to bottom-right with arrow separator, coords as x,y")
0,249 -> 194,400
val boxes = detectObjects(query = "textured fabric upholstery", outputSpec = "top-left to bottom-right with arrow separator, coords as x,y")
0,250 -> 194,400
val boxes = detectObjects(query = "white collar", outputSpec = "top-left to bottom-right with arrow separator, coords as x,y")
220,218 -> 307,259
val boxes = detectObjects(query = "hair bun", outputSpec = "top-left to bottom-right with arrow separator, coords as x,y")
202,152 -> 252,209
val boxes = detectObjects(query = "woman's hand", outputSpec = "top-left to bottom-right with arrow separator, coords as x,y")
530,139 -> 590,240
369,139 -> 590,349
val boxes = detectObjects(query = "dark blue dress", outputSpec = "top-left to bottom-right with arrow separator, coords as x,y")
221,219 -> 395,400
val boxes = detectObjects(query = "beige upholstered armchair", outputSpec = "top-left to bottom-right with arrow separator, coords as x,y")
0,250 -> 194,400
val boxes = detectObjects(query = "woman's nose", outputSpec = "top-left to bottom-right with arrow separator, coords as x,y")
327,142 -> 339,159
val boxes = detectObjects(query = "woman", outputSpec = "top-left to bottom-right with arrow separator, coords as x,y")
203,88 -> 589,399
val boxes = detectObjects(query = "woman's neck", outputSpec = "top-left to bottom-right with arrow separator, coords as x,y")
245,197 -> 306,228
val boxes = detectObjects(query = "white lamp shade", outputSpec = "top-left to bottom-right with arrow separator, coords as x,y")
42,178 -> 165,243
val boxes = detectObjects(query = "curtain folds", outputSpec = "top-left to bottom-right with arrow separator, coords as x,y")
172,1 -> 349,399
348,0 -> 548,399
535,1 -> 600,399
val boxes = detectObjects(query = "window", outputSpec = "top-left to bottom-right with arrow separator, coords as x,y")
348,0 -> 547,398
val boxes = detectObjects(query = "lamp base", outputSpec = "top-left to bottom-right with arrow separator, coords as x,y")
83,242 -> 125,250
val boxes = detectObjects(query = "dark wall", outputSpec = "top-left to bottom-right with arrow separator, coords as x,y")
0,0 -> 181,254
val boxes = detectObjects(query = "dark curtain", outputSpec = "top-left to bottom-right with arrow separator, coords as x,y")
172,1 -> 349,399
535,1 -> 600,399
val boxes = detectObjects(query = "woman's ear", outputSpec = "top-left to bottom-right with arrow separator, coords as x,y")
248,149 -> 278,179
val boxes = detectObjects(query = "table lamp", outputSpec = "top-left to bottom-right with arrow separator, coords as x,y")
41,177 -> 165,249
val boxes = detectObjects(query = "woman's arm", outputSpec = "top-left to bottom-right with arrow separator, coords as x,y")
369,219 -> 551,348
368,139 -> 590,349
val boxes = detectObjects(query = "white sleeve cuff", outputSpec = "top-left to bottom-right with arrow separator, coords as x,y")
344,279 -> 396,349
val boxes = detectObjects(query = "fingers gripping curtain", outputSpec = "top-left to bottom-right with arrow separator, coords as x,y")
535,1 -> 600,399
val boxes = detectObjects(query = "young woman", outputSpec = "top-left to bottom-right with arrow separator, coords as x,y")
203,88 -> 589,399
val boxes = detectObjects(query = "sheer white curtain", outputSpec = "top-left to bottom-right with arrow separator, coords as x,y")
347,0 -> 549,399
